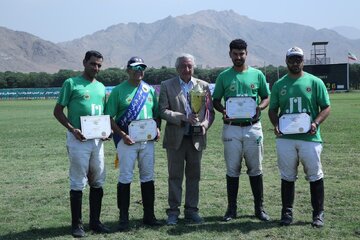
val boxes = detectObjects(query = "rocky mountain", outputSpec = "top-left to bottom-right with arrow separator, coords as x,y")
331,26 -> 360,40
1,10 -> 360,73
0,26 -> 79,72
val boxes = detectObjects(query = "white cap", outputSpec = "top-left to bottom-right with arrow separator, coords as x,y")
286,47 -> 304,57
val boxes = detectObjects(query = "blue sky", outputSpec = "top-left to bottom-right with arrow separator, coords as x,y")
1,0 -> 359,43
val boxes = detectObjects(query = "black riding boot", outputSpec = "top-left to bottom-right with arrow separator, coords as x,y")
141,181 -> 161,226
89,187 -> 110,233
249,175 -> 270,221
310,178 -> 325,228
117,183 -> 130,231
280,179 -> 295,226
223,175 -> 239,221
70,190 -> 85,238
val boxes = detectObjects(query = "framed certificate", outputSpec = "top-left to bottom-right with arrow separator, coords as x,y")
226,97 -> 257,119
279,113 -> 311,135
80,115 -> 111,139
128,119 -> 157,142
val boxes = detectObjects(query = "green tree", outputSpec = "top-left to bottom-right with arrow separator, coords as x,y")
51,69 -> 78,87
1,63 -> 360,90
4,71 -> 20,88
35,72 -> 52,88
0,72 -> 7,88
97,68 -> 128,86
14,72 -> 31,88
145,67 -> 177,85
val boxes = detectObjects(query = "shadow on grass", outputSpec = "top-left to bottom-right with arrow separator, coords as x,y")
0,222 -> 116,240
0,219 -> 168,240
166,216 -> 310,236
0,225 -> 71,240
0,217 -> 311,239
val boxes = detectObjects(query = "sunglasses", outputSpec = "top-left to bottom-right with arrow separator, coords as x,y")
287,57 -> 303,64
129,65 -> 146,71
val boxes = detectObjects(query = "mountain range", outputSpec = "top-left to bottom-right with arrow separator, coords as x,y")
1,10 -> 359,73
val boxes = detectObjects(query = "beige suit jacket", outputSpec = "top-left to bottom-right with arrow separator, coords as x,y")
159,76 -> 215,151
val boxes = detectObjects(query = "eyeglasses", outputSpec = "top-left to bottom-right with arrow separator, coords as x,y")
129,65 -> 146,72
287,57 -> 303,64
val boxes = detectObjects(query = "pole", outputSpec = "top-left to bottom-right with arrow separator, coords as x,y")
347,51 -> 350,91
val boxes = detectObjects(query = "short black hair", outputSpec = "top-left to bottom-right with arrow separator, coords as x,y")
84,50 -> 103,61
229,39 -> 247,51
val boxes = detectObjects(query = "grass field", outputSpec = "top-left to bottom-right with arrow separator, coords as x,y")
0,92 -> 359,240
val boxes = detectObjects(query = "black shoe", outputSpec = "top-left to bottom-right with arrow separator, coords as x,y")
280,214 -> 293,226
90,221 -> 110,233
223,208 -> 237,222
312,211 -> 324,228
143,217 -> 162,226
72,224 -> 85,238
255,209 -> 270,221
118,220 -> 129,232
280,209 -> 293,226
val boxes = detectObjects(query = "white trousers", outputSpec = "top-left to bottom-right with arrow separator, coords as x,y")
222,122 -> 264,177
66,131 -> 106,191
276,138 -> 323,182
117,140 -> 155,184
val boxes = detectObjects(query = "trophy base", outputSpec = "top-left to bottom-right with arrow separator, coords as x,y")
190,125 -> 203,136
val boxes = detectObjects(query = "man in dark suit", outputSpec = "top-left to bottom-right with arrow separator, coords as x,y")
159,53 -> 215,225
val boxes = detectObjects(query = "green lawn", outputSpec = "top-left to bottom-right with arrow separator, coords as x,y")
0,92 -> 359,240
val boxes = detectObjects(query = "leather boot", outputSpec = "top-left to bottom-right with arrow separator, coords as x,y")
223,175 -> 239,221
249,175 -> 270,221
89,187 -> 110,233
117,183 -> 130,232
310,178 -> 324,228
280,179 -> 295,226
70,190 -> 85,238
141,181 -> 161,226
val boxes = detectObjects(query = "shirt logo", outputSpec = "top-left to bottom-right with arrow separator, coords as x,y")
126,94 -> 132,103
84,91 -> 90,100
306,87 -> 312,92
250,84 -> 255,89
142,85 -> 149,93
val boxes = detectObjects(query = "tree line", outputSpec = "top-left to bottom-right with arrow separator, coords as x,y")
1,64 -> 360,89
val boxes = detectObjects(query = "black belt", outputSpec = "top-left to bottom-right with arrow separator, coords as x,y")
223,120 -> 259,127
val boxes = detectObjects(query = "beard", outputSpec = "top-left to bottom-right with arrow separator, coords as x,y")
233,59 -> 245,67
287,64 -> 302,74
85,70 -> 97,80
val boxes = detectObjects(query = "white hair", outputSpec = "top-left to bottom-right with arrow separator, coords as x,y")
175,53 -> 196,69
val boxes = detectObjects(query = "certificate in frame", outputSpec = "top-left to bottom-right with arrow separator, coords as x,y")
226,97 -> 257,119
80,115 -> 111,139
279,113 -> 311,135
128,119 -> 157,142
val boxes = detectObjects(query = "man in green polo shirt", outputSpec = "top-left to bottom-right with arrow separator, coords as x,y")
268,47 -> 331,227
54,50 -> 110,237
212,39 -> 270,222
105,56 -> 161,231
